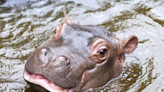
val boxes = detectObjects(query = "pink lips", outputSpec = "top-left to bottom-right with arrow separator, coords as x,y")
23,71 -> 69,92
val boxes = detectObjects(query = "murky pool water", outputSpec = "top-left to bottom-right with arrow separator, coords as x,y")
0,0 -> 164,92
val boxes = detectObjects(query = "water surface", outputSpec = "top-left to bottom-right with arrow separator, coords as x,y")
0,0 -> 164,92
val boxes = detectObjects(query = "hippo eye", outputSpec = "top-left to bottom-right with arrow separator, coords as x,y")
99,49 -> 107,56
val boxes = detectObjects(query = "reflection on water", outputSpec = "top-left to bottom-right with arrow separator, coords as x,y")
0,0 -> 164,92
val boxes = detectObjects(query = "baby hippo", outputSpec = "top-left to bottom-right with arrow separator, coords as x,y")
24,12 -> 138,92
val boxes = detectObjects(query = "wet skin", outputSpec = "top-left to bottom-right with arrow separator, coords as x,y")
24,12 -> 138,92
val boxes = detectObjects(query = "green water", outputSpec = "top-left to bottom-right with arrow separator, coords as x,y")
0,0 -> 164,92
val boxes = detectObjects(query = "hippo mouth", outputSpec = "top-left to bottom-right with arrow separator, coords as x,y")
23,71 -> 70,92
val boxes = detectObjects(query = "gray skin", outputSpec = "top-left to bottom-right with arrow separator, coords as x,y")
24,12 -> 138,92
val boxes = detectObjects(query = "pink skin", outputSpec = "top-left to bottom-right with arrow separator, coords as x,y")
24,71 -> 69,92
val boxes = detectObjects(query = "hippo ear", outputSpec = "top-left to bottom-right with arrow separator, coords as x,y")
64,11 -> 73,24
121,35 -> 138,53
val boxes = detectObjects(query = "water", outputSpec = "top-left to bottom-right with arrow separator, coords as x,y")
0,0 -> 164,92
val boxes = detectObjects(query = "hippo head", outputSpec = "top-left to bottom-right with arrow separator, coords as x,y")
24,12 -> 138,92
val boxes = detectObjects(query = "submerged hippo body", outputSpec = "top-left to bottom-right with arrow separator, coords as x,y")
24,12 -> 138,92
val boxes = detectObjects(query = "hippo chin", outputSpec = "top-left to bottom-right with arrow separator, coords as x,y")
23,11 -> 138,92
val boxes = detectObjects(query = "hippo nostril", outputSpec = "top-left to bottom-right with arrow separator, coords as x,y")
40,48 -> 49,64
65,59 -> 70,65
41,49 -> 47,56
55,56 -> 70,65
56,56 -> 67,62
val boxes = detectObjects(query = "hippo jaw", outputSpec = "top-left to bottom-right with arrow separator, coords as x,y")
24,71 -> 69,92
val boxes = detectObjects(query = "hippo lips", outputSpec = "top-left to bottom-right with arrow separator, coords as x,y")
23,71 -> 70,92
